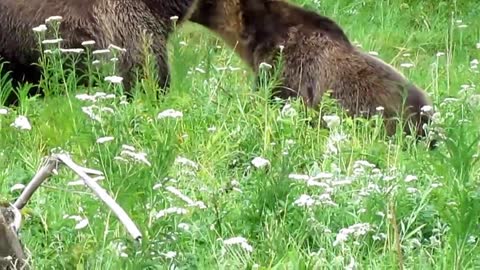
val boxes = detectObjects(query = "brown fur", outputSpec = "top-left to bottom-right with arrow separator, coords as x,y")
190,0 -> 434,145
0,0 -> 199,105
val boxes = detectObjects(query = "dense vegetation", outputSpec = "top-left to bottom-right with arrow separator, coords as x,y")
1,0 -> 480,268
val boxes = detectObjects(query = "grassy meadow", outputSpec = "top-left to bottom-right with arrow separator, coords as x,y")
1,0 -> 480,269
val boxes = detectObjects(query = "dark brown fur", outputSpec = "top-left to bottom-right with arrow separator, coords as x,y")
0,0 -> 199,106
190,0 -> 434,145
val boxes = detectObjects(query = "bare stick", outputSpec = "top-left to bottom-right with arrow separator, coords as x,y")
13,157 -> 59,210
55,154 -> 142,241
0,210 -> 29,270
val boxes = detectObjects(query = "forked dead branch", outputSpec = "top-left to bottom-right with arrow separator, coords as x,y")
1,152 -> 142,268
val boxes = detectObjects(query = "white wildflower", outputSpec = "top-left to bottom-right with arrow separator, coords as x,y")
120,150 -> 151,166
170,16 -> 179,21
75,93 -> 96,102
402,53 -> 411,57
162,251 -> 177,259
406,187 -> 418,193
251,157 -> 270,168
0,108 -> 8,115
96,136 -> 115,144
105,75 -> 123,84
174,156 -> 198,169
404,175 -> 417,182
32,24 -> 47,32
179,41 -> 187,46
431,182 -> 443,188
74,218 -> 89,230
92,49 -> 110,55
165,186 -> 205,208
81,105 -> 102,122
345,257 -> 356,270
333,223 -> 371,246
122,144 -> 136,151
100,107 -> 114,113
458,24 -> 468,28
60,48 -> 84,54
178,223 -> 190,231
421,105 -> 433,112
64,215 -> 83,221
293,194 -> 316,207
400,63 -> 414,68
376,106 -> 384,112
81,40 -> 96,46
92,60 -> 101,65
312,172 -> 334,180
155,207 -> 188,219
98,93 -> 115,100
223,236 -> 253,252
157,109 -> 183,119
110,57 -> 119,62
207,126 -> 217,132
42,38 -> 63,44
322,115 -> 341,129
278,45 -> 285,53
45,16 -> 63,23
10,183 -> 26,192
259,62 -> 272,70
11,116 -> 32,130
113,156 -> 128,162
354,160 -> 376,169
467,236 -> 476,244
330,179 -> 352,186
111,241 -> 128,258
288,173 -> 310,181
436,52 -> 445,57
195,67 -> 206,73
153,183 -> 163,190
108,44 -> 126,52
368,51 -> 379,56
281,103 -> 297,117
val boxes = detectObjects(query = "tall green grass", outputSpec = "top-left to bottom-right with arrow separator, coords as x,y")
1,0 -> 480,268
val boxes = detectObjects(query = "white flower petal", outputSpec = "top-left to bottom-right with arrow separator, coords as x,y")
251,157 -> 270,168
10,183 -> 26,192
74,218 -> 89,230
104,75 -> 123,84
11,116 -> 32,130
96,136 -> 115,144
157,109 -> 183,119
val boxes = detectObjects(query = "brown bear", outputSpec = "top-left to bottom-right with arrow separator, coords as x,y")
189,0 -> 435,146
0,0 -> 200,106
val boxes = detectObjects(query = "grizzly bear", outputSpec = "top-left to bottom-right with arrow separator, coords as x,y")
190,0 -> 435,146
0,0 -> 199,106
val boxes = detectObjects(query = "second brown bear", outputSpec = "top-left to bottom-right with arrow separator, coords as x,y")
190,0 -> 434,145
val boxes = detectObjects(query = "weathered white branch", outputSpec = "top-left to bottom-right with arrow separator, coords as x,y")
55,154 -> 142,241
13,156 -> 59,210
10,153 -> 142,241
